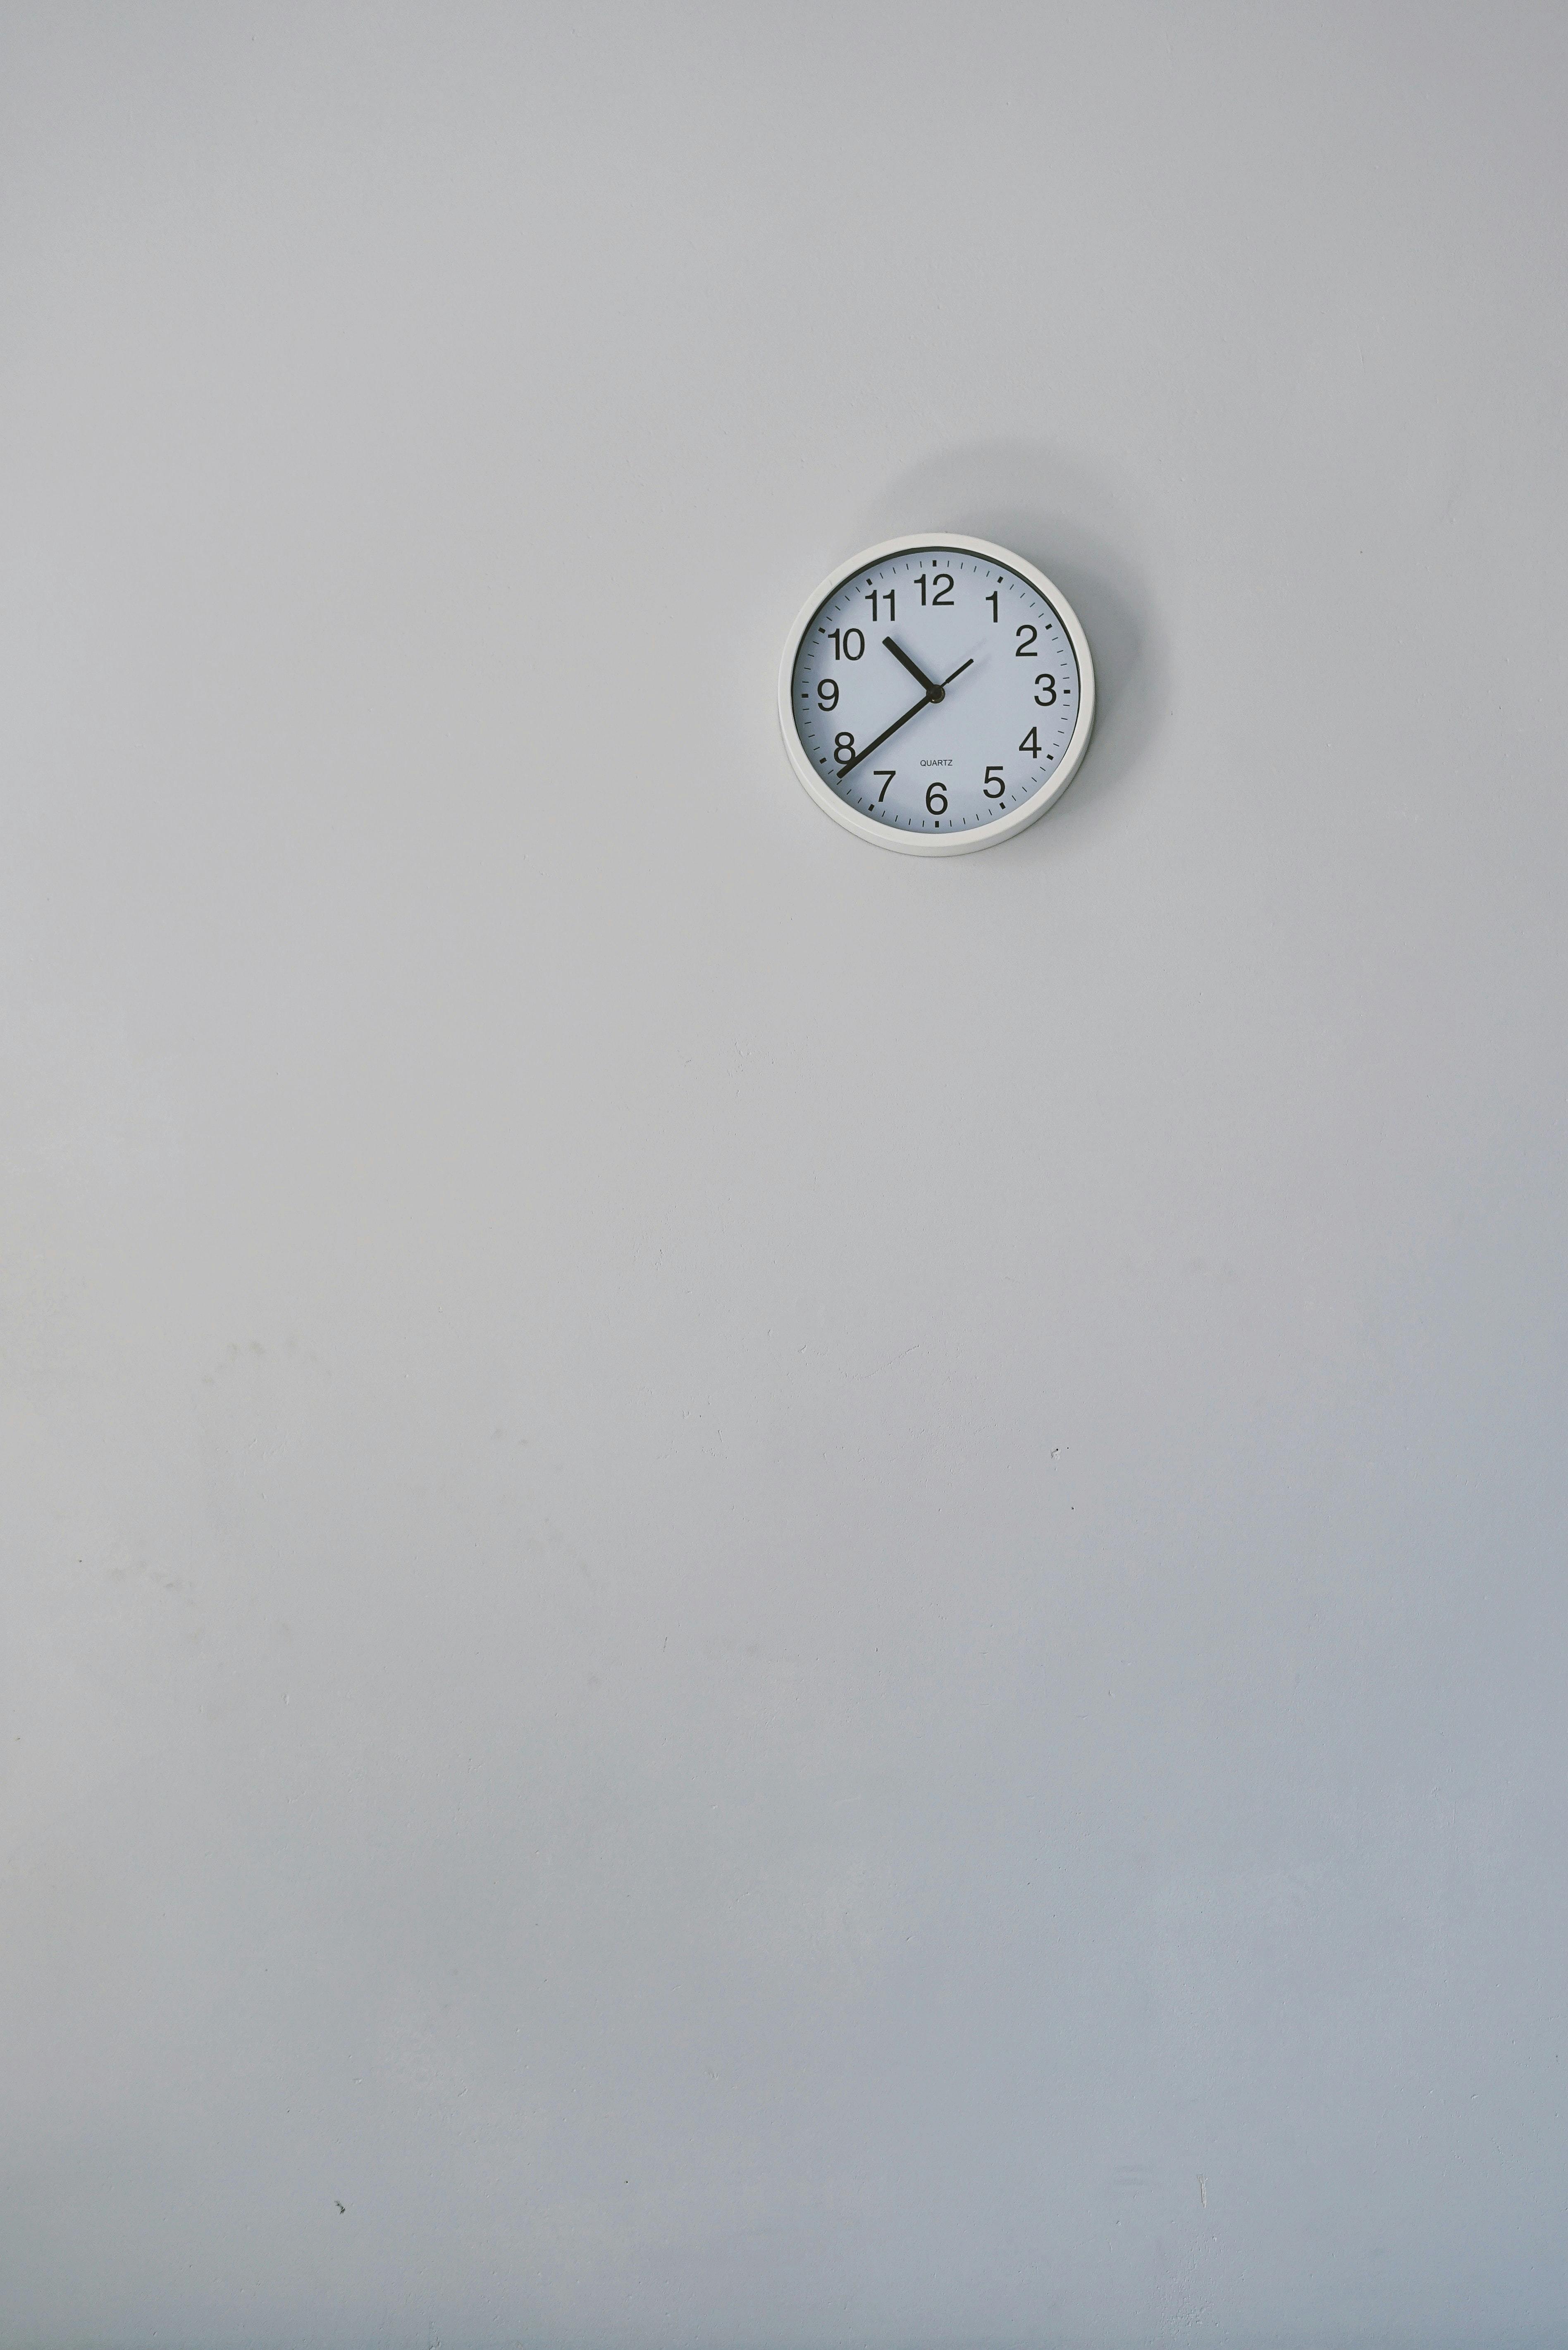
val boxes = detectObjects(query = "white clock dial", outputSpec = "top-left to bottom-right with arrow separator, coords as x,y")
777,535 -> 1095,855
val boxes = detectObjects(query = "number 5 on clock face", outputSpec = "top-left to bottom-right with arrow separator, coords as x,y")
776,534 -> 1095,856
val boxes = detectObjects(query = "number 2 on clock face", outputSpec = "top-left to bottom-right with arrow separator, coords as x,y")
776,536 -> 1095,856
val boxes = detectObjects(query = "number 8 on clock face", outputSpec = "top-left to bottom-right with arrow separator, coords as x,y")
777,534 -> 1095,854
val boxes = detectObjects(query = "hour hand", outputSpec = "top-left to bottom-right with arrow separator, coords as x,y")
883,636 -> 944,702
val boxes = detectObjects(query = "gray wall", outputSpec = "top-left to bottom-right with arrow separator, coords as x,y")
4,7 -> 1566,2345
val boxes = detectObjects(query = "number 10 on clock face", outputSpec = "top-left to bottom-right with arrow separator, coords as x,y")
777,535 -> 1095,855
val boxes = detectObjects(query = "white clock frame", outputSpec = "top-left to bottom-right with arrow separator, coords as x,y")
777,533 -> 1096,857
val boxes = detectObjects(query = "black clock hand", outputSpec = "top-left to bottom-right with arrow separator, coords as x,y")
883,636 -> 943,699
837,691 -> 933,778
837,656 -> 977,779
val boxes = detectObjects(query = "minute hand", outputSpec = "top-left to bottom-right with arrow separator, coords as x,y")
838,658 -> 974,779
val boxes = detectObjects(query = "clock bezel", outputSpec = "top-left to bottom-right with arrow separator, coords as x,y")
776,533 -> 1096,856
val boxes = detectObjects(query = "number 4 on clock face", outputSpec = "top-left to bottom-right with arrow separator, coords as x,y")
776,534 -> 1096,857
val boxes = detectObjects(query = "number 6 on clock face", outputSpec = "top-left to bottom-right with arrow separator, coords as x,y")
777,534 -> 1095,855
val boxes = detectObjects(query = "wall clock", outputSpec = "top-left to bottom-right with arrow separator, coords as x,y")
777,534 -> 1095,855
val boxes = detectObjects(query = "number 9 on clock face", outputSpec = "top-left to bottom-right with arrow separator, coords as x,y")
777,534 -> 1095,855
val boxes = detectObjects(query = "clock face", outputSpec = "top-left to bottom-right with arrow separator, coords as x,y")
778,536 -> 1094,855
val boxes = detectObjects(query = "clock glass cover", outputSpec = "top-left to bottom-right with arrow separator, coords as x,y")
778,535 -> 1094,854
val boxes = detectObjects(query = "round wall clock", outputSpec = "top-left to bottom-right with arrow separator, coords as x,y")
777,534 -> 1095,856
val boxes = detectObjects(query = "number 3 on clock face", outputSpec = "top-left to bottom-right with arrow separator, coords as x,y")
777,534 -> 1095,855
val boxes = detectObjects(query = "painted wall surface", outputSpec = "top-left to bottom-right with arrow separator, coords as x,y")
4,8 -> 1566,2345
